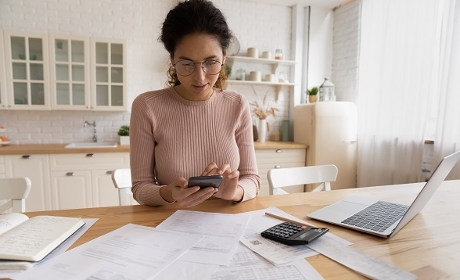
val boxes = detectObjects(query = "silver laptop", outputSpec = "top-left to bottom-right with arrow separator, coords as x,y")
307,150 -> 460,238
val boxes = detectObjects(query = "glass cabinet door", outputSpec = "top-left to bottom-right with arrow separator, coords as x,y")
92,38 -> 126,111
0,31 -> 7,109
50,35 -> 89,110
5,32 -> 49,110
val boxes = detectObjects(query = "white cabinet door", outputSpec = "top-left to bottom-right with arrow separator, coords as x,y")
49,171 -> 92,210
256,148 -> 306,196
49,34 -> 91,110
5,154 -> 51,211
0,31 -> 7,109
3,31 -> 50,110
90,38 -> 127,111
92,169 -> 120,207
49,153 -> 130,208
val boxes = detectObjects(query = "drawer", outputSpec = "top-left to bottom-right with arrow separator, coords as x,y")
255,148 -> 305,168
49,153 -> 130,171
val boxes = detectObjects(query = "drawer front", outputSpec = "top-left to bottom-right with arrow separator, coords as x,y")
0,156 -> 4,176
255,148 -> 306,196
50,153 -> 130,171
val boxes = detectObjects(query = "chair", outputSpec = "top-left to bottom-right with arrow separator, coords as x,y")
111,168 -> 134,206
267,165 -> 338,195
0,177 -> 32,213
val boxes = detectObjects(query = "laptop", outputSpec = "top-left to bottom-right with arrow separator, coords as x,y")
307,150 -> 460,238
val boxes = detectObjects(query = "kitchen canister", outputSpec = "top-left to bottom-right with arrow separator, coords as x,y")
247,47 -> 258,58
249,71 -> 261,82
261,51 -> 272,59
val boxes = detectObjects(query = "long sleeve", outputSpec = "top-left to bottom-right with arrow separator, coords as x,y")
130,87 -> 260,206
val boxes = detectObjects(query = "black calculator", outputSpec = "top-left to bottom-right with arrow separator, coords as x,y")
261,222 -> 329,245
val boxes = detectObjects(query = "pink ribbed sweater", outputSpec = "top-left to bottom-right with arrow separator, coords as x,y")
130,87 -> 260,206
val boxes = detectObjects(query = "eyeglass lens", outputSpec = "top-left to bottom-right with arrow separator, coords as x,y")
175,60 -> 222,76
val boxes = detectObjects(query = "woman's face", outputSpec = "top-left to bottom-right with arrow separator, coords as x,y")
172,33 -> 225,101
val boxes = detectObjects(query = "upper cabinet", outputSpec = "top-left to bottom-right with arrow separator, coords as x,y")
49,34 -> 90,110
0,31 -> 6,109
3,31 -> 50,110
1,30 -> 127,111
90,38 -> 127,111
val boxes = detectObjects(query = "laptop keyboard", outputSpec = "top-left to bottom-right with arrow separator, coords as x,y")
341,201 -> 409,232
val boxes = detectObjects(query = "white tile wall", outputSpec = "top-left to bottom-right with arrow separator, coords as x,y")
0,0 -> 295,144
332,0 -> 361,103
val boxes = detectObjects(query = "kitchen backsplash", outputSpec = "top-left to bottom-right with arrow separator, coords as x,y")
0,0 -> 296,143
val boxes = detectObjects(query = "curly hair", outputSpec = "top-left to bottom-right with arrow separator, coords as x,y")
160,0 -> 232,89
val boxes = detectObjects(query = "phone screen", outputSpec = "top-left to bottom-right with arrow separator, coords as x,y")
188,175 -> 223,189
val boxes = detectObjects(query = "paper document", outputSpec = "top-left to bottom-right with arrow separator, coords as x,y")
210,243 -> 324,280
156,210 -> 251,266
13,223 -> 203,280
306,236 -> 417,280
240,206 -> 350,265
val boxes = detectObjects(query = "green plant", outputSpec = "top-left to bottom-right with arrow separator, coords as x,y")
307,86 -> 318,96
118,125 -> 129,136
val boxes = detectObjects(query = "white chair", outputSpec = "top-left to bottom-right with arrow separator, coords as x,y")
267,165 -> 338,195
0,177 -> 32,213
111,168 -> 134,206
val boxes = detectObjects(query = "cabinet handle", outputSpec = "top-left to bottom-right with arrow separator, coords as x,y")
274,165 -> 281,169
86,153 -> 94,157
106,170 -> 113,175
66,172 -> 75,176
21,155 -> 31,159
275,149 -> 282,153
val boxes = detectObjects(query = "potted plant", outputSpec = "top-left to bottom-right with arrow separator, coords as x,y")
118,125 -> 130,145
307,87 -> 318,103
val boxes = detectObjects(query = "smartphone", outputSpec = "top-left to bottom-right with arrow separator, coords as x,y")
188,175 -> 223,189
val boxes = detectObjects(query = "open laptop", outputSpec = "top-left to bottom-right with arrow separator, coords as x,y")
307,150 -> 460,238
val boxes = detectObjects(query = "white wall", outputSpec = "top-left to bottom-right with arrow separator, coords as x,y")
0,0 -> 293,144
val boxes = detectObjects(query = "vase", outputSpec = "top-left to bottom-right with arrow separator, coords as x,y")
308,95 -> 317,103
258,119 -> 267,143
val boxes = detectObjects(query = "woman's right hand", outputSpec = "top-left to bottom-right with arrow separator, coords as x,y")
161,177 -> 217,207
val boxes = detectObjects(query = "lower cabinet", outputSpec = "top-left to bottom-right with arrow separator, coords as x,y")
255,147 -> 306,196
4,154 -> 51,211
49,153 -> 130,210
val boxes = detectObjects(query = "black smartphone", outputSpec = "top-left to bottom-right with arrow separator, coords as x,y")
188,175 -> 223,189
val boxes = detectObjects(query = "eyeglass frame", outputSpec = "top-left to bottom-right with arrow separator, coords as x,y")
173,58 -> 224,77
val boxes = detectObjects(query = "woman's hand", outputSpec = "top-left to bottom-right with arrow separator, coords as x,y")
201,162 -> 243,202
160,177 -> 216,207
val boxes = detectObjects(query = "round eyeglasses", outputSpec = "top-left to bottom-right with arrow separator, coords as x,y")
173,59 -> 223,76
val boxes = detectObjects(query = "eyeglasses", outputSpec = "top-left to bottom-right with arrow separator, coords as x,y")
173,59 -> 223,76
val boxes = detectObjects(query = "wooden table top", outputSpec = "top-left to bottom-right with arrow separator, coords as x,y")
25,180 -> 460,279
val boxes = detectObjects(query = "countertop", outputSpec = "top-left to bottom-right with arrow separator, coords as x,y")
0,141 -> 307,155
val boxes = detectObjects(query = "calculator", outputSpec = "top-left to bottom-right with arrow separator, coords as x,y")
261,222 -> 329,245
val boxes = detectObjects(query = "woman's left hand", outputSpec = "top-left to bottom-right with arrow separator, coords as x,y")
202,163 -> 243,201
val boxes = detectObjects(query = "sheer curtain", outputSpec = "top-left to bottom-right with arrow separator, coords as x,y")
432,1 -> 460,179
357,0 -> 441,187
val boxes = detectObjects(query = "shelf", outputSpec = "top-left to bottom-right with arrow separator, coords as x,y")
226,80 -> 295,86
227,56 -> 296,72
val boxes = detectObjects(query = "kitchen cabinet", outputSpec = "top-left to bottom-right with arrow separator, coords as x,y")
49,34 -> 91,110
4,154 -> 51,211
255,145 -> 306,196
90,37 -> 127,111
0,31 -> 7,109
3,30 -> 50,110
0,156 -> 5,178
49,153 -> 129,210
1,31 -> 127,111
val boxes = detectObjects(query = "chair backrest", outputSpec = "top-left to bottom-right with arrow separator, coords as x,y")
0,177 -> 32,213
267,165 -> 338,195
111,168 -> 133,206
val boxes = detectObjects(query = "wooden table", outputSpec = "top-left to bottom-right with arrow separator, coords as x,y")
25,180 -> 460,279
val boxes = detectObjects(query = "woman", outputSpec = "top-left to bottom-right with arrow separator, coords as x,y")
130,0 -> 260,207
